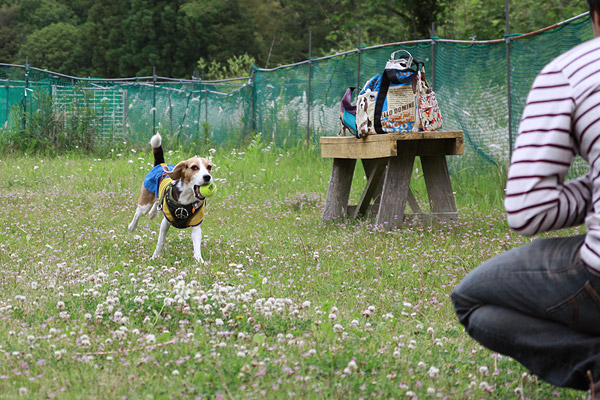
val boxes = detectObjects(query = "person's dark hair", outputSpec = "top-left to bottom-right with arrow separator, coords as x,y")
589,0 -> 600,14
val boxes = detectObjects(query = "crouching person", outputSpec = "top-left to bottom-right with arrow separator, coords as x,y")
452,1 -> 600,397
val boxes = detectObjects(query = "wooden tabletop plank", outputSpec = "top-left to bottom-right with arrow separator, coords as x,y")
320,131 -> 464,159
319,131 -> 463,144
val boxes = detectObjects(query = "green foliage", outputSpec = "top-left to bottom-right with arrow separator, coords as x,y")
0,4 -> 22,63
0,0 -> 591,77
15,22 -> 87,72
197,54 -> 256,80
439,0 -> 587,40
2,86 -> 100,155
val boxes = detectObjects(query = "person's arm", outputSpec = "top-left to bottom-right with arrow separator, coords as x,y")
505,66 -> 592,236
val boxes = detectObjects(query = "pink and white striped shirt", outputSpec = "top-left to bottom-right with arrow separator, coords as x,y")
505,36 -> 600,272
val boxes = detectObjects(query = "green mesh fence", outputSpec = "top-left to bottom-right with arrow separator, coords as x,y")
0,13 -> 594,172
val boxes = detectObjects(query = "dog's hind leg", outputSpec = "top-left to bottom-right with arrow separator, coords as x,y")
151,217 -> 171,260
128,203 -> 153,232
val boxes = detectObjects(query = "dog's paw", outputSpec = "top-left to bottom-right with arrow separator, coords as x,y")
194,254 -> 205,264
128,222 -> 137,232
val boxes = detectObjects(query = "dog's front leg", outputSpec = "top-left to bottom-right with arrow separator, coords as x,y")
191,225 -> 204,264
151,217 -> 171,260
148,201 -> 160,220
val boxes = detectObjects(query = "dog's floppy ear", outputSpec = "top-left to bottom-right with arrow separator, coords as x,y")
164,161 -> 186,180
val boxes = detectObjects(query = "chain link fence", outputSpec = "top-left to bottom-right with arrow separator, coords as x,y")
0,12 -> 593,172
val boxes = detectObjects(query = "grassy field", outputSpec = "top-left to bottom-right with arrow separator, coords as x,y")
0,139 -> 589,399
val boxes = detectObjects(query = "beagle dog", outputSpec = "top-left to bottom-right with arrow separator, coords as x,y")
128,133 -> 213,263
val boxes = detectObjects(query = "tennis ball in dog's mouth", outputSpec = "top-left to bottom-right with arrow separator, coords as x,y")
199,182 -> 217,198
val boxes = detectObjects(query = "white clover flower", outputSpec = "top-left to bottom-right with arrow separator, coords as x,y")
427,387 -> 435,395
146,334 -> 156,345
347,360 -> 358,371
349,319 -> 359,328
215,318 -> 224,326
163,297 -> 174,307
328,313 -> 337,321
333,324 -> 344,333
56,301 -> 65,310
19,387 -> 28,395
427,366 -> 440,378
80,335 -> 91,348
172,370 -> 179,376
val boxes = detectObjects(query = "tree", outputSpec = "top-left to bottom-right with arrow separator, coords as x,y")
15,22 -> 88,74
439,0 -> 587,40
0,4 -> 22,63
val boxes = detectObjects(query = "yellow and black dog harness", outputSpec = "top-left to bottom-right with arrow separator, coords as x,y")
155,164 -> 205,229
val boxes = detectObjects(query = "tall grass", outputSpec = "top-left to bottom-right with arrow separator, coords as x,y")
0,140 -> 587,399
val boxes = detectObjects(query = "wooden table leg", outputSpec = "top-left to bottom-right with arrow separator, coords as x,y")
376,147 -> 415,229
351,158 -> 387,218
421,155 -> 458,219
323,158 -> 356,221
407,188 -> 422,213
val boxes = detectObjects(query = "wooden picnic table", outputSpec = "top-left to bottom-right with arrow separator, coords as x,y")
320,131 -> 464,230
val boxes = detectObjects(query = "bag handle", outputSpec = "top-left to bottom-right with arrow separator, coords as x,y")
373,72 -> 392,134
390,50 -> 413,68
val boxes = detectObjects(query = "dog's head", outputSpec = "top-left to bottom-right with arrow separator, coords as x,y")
164,157 -> 214,201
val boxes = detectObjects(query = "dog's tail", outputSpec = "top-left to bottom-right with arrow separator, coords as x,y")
150,133 -> 165,167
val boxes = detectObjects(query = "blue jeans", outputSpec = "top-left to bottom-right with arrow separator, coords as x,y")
451,235 -> 600,390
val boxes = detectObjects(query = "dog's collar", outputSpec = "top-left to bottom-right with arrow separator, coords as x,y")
160,181 -> 205,229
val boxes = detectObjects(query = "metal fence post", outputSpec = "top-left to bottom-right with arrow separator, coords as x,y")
251,68 -> 257,133
168,90 -> 173,134
357,25 -> 361,97
431,23 -> 436,90
506,0 -> 513,158
204,83 -> 208,126
24,58 -> 29,131
153,66 -> 157,135
193,70 -> 201,134
307,30 -> 312,144
5,78 -> 9,127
